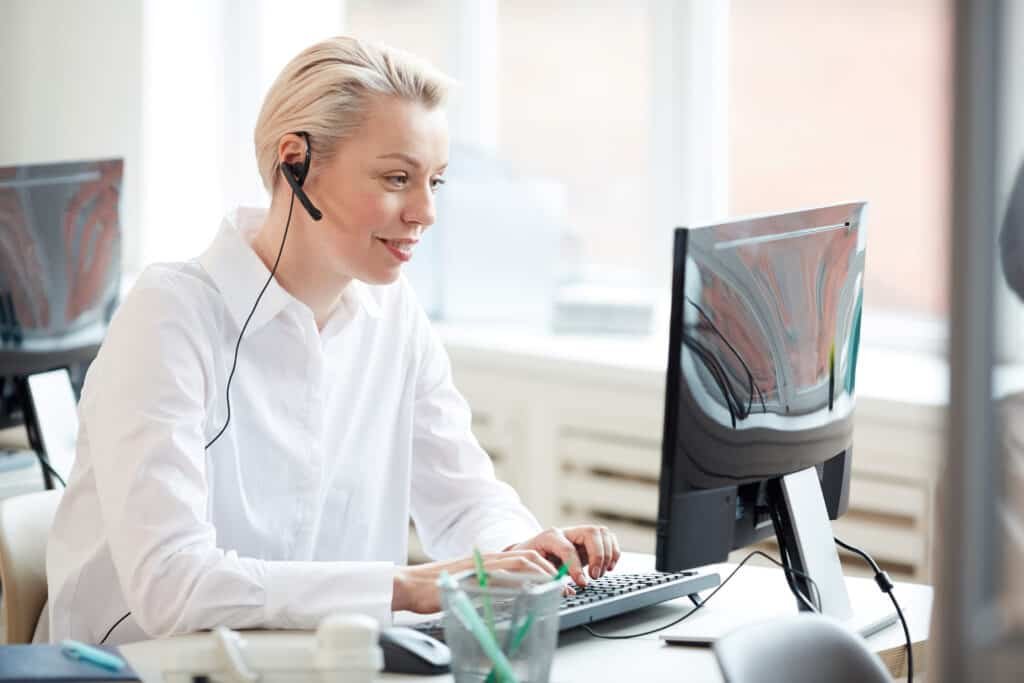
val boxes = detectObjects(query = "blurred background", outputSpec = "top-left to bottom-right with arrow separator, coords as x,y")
0,0 -> 956,346
5,3 -> 1024,676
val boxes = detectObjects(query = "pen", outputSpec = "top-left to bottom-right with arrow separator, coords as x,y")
60,639 -> 127,672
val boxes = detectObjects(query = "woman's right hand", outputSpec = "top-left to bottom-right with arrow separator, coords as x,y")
392,550 -> 565,613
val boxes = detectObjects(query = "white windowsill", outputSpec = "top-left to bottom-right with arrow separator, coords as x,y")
437,323 -> 952,408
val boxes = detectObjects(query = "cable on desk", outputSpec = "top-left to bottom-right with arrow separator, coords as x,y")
835,536 -> 913,683
582,550 -> 821,640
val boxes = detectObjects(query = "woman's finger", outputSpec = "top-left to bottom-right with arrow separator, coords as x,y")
566,526 -> 606,579
609,529 -> 621,570
510,549 -> 559,576
600,528 -> 615,573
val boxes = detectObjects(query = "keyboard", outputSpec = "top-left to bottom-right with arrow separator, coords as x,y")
412,569 -> 721,641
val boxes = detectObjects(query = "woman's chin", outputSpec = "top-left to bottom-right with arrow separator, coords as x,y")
361,266 -> 403,286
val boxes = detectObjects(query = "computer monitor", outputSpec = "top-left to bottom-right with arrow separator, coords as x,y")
656,201 -> 895,636
0,158 -> 123,485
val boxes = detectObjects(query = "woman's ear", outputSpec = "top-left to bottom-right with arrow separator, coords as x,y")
277,133 -> 311,185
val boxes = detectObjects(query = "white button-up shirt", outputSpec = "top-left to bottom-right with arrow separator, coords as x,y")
46,207 -> 541,644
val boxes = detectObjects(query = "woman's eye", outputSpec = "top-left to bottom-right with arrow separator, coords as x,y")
430,177 -> 447,192
385,175 -> 408,188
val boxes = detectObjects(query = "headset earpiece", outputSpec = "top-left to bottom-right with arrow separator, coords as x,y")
280,131 -> 322,221
282,161 -> 306,186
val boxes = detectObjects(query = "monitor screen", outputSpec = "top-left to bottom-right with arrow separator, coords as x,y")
0,158 -> 123,425
657,202 -> 866,570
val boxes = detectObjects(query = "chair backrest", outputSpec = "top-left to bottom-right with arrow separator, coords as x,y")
0,489 -> 61,643
713,614 -> 893,683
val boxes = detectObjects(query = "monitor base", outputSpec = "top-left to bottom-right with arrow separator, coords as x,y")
659,577 -> 898,646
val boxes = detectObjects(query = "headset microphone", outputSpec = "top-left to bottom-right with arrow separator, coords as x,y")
281,131 -> 323,221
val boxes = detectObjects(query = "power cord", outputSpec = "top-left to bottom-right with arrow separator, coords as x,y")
835,536 -> 913,683
582,549 -> 821,640
98,192 -> 297,646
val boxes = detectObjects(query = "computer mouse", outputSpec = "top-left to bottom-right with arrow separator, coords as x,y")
379,626 -> 452,675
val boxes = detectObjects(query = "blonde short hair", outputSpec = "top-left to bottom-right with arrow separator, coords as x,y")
254,36 -> 452,194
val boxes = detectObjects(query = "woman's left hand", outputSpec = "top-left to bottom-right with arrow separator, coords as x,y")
505,525 -> 621,587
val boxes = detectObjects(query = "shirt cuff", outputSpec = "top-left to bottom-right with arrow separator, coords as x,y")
261,560 -> 395,629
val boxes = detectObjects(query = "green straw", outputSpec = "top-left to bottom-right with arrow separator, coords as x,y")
484,564 -> 570,683
474,547 -> 497,639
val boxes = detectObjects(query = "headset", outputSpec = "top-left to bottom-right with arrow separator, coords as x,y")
100,131 -> 322,645
280,131 -> 323,221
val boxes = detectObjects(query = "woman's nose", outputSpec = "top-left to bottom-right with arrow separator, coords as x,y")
403,187 -> 436,229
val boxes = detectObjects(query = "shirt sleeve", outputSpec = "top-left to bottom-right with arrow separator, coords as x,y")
408,305 -> 542,559
85,275 -> 394,638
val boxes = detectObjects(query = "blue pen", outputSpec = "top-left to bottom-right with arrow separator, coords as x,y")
60,639 -> 126,672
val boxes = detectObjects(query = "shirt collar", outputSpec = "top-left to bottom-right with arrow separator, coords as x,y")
198,207 -> 382,334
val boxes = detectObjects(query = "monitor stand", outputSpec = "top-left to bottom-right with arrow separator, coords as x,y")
661,467 -> 897,645
769,466 -> 898,637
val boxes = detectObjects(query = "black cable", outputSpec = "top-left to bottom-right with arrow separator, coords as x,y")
683,336 -> 739,427
99,192 -> 297,646
691,317 -> 762,415
686,296 -> 766,414
205,192 -> 294,450
887,592 -> 912,683
769,506 -> 819,613
98,611 -> 131,646
582,550 -> 821,640
835,536 -> 912,683
682,307 -> 766,427
685,333 -> 761,428
37,455 -> 66,488
685,336 -> 741,421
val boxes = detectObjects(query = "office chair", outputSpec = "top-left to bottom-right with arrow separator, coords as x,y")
713,614 -> 892,683
0,489 -> 61,643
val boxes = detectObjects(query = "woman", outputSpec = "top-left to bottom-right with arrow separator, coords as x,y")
45,36 -> 619,645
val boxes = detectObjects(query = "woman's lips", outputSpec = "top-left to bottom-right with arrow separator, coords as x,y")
376,237 -> 415,262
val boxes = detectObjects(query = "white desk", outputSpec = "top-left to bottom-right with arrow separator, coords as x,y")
121,553 -> 931,682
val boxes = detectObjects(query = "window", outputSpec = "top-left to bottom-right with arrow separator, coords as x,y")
495,1 -> 653,281
132,1 -> 957,353
345,0 -> 451,70
346,1 -> 659,288
729,0 -> 954,349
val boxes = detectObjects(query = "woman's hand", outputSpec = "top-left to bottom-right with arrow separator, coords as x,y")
505,525 -> 621,588
392,549 -> 562,613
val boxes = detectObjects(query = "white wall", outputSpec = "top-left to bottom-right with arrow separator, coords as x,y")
140,0 -> 344,267
0,0 -> 144,270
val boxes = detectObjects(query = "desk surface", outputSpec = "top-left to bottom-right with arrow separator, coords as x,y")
121,553 -> 931,682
